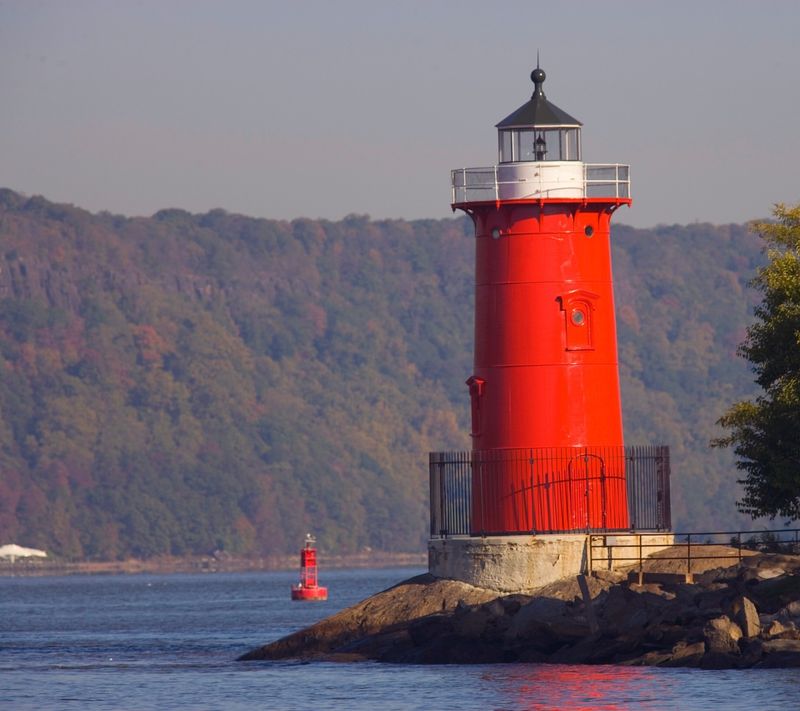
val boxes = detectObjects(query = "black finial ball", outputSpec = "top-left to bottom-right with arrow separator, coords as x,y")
531,67 -> 546,85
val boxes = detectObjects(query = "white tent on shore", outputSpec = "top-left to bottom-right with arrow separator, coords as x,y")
0,543 -> 48,562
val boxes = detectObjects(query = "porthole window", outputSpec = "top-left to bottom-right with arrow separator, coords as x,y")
491,228 -> 501,240
584,225 -> 594,237
562,293 -> 596,351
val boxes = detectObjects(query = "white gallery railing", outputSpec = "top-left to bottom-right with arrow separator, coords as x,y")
451,163 -> 631,203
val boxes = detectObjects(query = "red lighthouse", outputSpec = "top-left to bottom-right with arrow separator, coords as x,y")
452,66 -> 632,535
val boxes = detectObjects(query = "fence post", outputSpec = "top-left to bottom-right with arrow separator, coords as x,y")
439,460 -> 447,537
478,457 -> 486,536
584,453 -> 591,533
630,448 -> 638,531
637,533 -> 644,585
586,535 -> 593,576
429,454 -> 438,537
686,533 -> 693,584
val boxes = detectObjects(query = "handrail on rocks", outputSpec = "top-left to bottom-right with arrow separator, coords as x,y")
589,528 -> 800,584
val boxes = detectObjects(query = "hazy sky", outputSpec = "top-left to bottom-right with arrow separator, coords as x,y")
1,0 -> 798,228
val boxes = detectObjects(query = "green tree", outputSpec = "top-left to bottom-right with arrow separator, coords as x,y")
713,203 -> 800,520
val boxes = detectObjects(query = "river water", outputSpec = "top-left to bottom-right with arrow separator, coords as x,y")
1,566 -> 798,710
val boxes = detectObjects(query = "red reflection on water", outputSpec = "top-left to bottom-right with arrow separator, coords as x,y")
485,663 -> 670,711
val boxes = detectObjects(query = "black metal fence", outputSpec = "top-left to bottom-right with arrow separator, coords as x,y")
429,445 -> 671,537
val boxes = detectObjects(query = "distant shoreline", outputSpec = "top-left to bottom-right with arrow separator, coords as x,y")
0,550 -> 427,577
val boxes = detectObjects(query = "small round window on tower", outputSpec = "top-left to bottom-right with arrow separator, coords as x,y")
571,309 -> 586,326
491,228 -> 501,240
584,225 -> 594,237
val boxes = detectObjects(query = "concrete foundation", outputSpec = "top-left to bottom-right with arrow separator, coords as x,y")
428,533 -> 675,593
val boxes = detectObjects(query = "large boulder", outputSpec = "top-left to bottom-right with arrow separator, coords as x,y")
664,641 -> 705,667
703,615 -> 742,654
765,619 -> 796,638
785,600 -> 800,618
452,607 -> 492,639
600,585 -> 648,634
758,638 -> 800,668
504,596 -> 591,654
730,596 -> 760,639
238,574 -> 496,660
762,638 -> 800,654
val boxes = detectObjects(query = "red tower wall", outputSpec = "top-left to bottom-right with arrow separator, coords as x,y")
462,198 -> 630,534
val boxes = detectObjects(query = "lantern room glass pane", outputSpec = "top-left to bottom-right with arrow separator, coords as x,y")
499,130 -> 513,162
562,128 -> 581,160
498,127 -> 582,163
517,130 -> 535,161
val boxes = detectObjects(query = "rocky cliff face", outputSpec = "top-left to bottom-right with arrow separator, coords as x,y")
240,550 -> 800,668
0,207 -> 218,312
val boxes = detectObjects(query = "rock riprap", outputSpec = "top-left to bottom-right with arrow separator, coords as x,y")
239,550 -> 800,668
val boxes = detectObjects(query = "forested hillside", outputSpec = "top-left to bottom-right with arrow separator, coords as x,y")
0,189 -> 768,559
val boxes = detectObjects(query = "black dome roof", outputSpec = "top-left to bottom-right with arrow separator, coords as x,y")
496,67 -> 582,129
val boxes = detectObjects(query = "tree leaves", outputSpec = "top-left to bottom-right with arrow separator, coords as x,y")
714,203 -> 800,520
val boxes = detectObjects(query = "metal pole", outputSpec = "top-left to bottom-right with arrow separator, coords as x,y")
439,460 -> 446,537
479,456 -> 485,536
584,453 -> 590,533
638,533 -> 644,585
686,534 -> 693,584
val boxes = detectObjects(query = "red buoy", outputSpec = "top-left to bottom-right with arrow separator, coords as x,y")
291,534 -> 328,601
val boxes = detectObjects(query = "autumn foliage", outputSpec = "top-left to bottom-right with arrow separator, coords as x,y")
0,189 -> 766,559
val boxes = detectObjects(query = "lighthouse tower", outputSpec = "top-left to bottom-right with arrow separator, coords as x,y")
456,65 -> 630,535
428,66 -> 672,591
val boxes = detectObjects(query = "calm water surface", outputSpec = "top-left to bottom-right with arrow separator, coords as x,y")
1,567 -> 798,710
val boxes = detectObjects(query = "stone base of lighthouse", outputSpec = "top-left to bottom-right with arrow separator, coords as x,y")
428,533 -> 675,594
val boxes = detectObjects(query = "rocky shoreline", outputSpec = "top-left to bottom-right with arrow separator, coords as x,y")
240,547 -> 800,668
